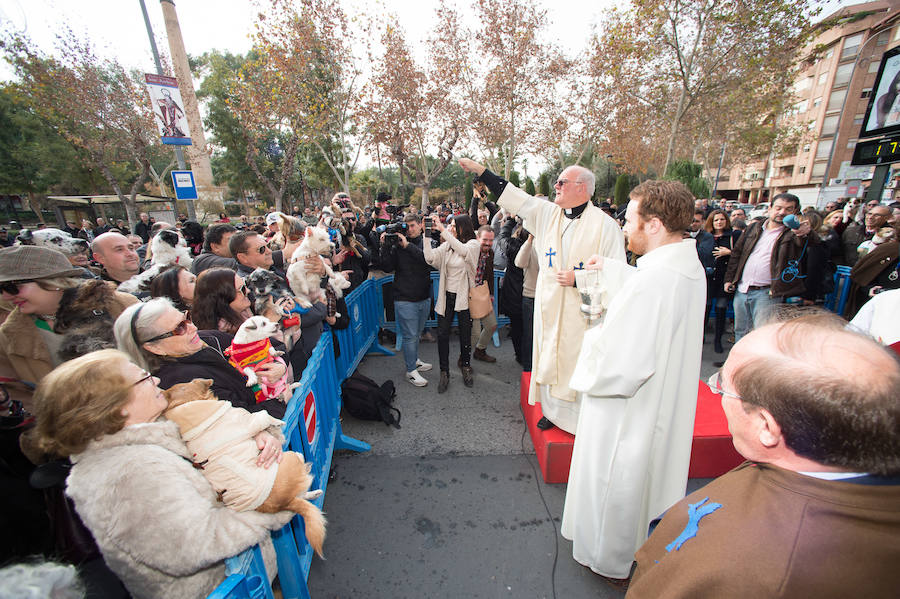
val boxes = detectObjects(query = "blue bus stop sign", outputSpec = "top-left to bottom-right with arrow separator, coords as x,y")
171,171 -> 198,200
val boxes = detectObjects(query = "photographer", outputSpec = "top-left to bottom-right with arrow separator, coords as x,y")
380,213 -> 434,387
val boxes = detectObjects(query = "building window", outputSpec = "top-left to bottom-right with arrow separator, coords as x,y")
827,89 -> 846,112
799,166 -> 807,174
816,139 -> 833,160
779,165 -> 794,178
841,33 -> 864,60
811,162 -> 828,178
833,62 -> 853,87
847,138 -> 857,149
853,113 -> 865,125
869,60 -> 881,74
818,72 -> 828,86
803,143 -> 811,153
877,30 -> 891,46
821,115 -> 840,136
861,87 -> 873,99
824,46 -> 834,59
812,97 -> 822,109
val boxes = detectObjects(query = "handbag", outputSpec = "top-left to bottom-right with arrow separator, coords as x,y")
468,281 -> 492,319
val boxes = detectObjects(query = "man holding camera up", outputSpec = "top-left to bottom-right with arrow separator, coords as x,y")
381,213 -> 434,386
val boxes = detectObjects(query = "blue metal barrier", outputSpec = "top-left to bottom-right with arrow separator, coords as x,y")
824,265 -> 852,315
209,277 -> 398,599
377,271 -> 510,349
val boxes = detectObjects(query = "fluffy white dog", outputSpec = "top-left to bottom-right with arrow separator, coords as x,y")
118,229 -> 193,294
286,226 -> 350,311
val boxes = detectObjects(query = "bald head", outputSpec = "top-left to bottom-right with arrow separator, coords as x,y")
92,232 -> 140,282
723,312 -> 900,475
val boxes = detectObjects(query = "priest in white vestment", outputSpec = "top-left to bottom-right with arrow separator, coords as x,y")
458,158 -> 626,433
562,180 -> 706,580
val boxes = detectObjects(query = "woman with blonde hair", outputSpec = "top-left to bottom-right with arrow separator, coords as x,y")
30,349 -> 291,599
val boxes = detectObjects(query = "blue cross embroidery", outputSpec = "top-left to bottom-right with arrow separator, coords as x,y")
665,497 -> 722,553
574,261 -> 584,270
546,247 -> 556,268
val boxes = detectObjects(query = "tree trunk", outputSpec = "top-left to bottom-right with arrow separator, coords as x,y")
663,85 -> 689,175
28,192 -> 46,224
421,186 -> 430,209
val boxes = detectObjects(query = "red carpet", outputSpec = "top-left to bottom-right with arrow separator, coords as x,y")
520,372 -> 744,484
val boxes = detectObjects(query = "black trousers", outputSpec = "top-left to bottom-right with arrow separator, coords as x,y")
437,291 -> 472,371
521,296 -> 534,372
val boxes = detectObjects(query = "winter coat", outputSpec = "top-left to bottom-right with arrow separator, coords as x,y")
154,330 -> 287,419
723,219 -> 819,298
380,233 -> 433,303
66,419 -> 292,599
0,280 -> 137,413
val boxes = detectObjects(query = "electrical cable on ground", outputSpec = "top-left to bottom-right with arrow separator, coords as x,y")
520,403 -> 558,599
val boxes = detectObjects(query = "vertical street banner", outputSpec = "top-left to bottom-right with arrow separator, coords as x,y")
144,74 -> 192,146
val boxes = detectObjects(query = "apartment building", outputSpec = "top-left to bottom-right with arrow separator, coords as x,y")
715,1 -> 900,207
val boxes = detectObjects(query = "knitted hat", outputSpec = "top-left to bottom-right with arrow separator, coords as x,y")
0,245 -> 85,282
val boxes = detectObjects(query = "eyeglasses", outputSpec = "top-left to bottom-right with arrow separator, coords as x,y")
142,311 -> 192,344
0,281 -> 28,295
554,179 -> 581,189
254,245 -> 269,254
706,370 -> 742,401
238,284 -> 249,296
132,370 -> 155,387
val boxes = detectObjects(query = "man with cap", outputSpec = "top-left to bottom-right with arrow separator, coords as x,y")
0,245 -> 137,411
458,158 -> 626,434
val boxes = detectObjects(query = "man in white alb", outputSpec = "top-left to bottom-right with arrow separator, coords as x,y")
458,158 -> 625,433
563,180 -> 706,582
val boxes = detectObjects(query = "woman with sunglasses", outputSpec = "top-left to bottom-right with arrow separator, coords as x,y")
28,349 -> 292,598
115,297 -> 288,418
0,246 -> 138,413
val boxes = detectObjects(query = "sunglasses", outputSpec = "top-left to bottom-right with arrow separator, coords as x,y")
0,281 -> 28,295
142,311 -> 192,344
255,245 -> 268,254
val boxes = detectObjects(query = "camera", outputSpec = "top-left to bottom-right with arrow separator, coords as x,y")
377,221 -> 408,247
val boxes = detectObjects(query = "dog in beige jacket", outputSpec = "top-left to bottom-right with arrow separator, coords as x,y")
164,379 -> 326,556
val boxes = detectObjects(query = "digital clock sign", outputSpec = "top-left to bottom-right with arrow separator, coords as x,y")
851,136 -> 900,166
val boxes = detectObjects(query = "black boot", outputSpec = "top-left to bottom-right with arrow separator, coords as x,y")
714,311 -> 726,354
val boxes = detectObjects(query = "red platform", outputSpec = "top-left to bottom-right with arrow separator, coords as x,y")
520,372 -> 744,484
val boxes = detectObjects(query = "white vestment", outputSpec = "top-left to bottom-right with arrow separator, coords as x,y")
498,184 -> 626,433
562,240 -> 706,578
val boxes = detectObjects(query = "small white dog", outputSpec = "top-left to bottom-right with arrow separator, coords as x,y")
286,226 -> 351,311
118,229 -> 193,294
225,315 -> 298,403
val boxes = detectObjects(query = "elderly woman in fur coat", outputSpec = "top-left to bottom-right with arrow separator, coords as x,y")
0,246 -> 138,414
29,349 -> 293,599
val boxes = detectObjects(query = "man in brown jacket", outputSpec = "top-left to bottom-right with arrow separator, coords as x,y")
627,313 -> 900,598
723,193 -> 817,342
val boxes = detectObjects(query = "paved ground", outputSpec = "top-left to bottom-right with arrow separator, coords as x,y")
307,325 -> 730,598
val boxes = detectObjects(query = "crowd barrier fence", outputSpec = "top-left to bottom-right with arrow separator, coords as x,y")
208,279 -> 389,598
375,271 -> 510,349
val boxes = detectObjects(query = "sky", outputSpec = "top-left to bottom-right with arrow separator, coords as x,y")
0,0 -> 862,80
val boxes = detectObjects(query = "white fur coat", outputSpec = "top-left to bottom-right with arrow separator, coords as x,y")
66,420 -> 293,599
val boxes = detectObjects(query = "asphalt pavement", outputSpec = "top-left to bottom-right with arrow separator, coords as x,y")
307,324 -> 729,598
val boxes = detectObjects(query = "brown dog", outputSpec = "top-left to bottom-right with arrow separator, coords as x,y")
163,379 -> 326,556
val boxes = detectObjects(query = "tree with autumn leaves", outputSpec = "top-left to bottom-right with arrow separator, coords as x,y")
1,30 -> 159,230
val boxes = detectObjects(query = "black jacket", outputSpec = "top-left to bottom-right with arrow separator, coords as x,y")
380,233 -> 433,303
192,251 -> 238,275
154,330 -> 286,419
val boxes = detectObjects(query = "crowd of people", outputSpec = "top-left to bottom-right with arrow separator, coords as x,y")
1,169 -> 899,597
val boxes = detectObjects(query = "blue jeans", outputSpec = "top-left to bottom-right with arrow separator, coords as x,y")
733,288 -> 778,343
395,299 -> 430,372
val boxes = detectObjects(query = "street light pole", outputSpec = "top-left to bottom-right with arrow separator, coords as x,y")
138,0 -> 195,221
606,154 -> 613,198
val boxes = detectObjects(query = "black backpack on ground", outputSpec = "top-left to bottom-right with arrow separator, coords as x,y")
340,371 -> 401,429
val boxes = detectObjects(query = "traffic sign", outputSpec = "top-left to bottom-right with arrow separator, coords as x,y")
171,170 -> 198,200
